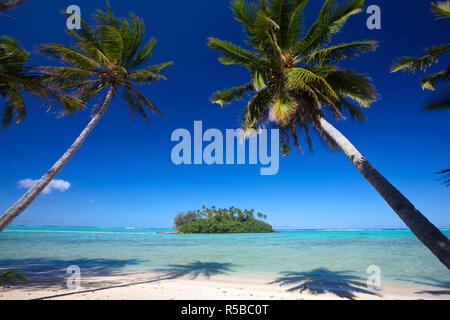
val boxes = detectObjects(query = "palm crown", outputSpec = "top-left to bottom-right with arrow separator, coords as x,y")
0,36 -> 82,129
391,1 -> 449,111
209,0 -> 377,153
38,2 -> 173,120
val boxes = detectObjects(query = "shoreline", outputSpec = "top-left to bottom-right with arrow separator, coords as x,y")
1,271 -> 449,300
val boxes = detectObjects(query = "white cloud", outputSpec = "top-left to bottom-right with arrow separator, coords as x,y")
17,178 -> 71,194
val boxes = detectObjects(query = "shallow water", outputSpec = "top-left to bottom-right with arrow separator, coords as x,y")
0,226 -> 449,288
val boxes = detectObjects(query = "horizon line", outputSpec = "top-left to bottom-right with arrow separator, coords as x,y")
7,224 -> 450,231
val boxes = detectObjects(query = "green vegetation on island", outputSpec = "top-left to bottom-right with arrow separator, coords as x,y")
174,206 -> 274,233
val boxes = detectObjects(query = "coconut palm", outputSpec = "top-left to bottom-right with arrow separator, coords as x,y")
391,1 -> 449,187
0,36 -> 82,129
391,1 -> 450,111
0,1 -> 80,128
0,4 -> 172,231
209,0 -> 450,268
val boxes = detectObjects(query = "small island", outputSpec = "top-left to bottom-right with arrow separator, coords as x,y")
174,206 -> 274,233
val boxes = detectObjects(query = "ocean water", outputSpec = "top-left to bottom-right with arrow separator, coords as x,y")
0,226 -> 449,288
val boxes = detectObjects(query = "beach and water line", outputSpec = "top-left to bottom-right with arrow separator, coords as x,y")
0,226 -> 449,300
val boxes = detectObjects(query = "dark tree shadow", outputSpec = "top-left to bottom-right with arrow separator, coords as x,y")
0,259 -> 237,300
153,261 -> 236,280
416,290 -> 450,295
0,258 -> 144,290
269,268 -> 381,300
396,276 -> 450,296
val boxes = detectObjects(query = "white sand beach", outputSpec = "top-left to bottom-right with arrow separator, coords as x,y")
1,272 -> 449,300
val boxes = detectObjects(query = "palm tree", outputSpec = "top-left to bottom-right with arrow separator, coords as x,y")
391,1 -> 449,111
0,3 -> 172,231
391,1 -> 449,186
0,36 -> 82,129
208,0 -> 450,268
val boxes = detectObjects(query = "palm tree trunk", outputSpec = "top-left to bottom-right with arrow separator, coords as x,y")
318,117 -> 450,269
0,86 -> 116,231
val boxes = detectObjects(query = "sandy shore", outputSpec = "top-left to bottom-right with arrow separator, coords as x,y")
1,271 -> 449,300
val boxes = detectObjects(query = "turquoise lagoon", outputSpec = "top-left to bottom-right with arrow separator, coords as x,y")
0,226 -> 449,289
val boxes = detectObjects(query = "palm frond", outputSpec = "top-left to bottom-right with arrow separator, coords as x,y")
122,88 -> 150,122
287,67 -> 339,103
1,37 -> 85,128
208,37 -> 263,68
38,44 -> 102,69
391,44 -> 450,73
128,38 -> 157,69
296,0 -> 364,55
0,270 -> 26,288
432,1 -> 450,19
129,61 -> 173,84
95,24 -> 124,63
335,96 -> 367,121
120,13 -> 146,65
242,86 -> 274,130
210,83 -> 254,107
301,40 -> 377,65
122,83 -> 164,120
1,87 -> 25,129
435,168 -> 450,186
319,67 -> 377,108
284,0 -> 309,49
420,64 -> 450,90
231,0 -> 259,38
425,87 -> 450,110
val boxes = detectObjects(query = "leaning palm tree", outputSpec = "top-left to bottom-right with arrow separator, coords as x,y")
0,36 -> 82,129
0,4 -> 172,231
209,0 -> 450,268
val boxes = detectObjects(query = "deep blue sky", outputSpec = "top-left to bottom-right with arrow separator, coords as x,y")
0,0 -> 449,229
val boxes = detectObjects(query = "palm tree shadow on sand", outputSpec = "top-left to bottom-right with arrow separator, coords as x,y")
153,261 -> 236,280
269,268 -> 381,300
0,257 -> 144,290
1,260 -> 236,300
396,276 -> 450,296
